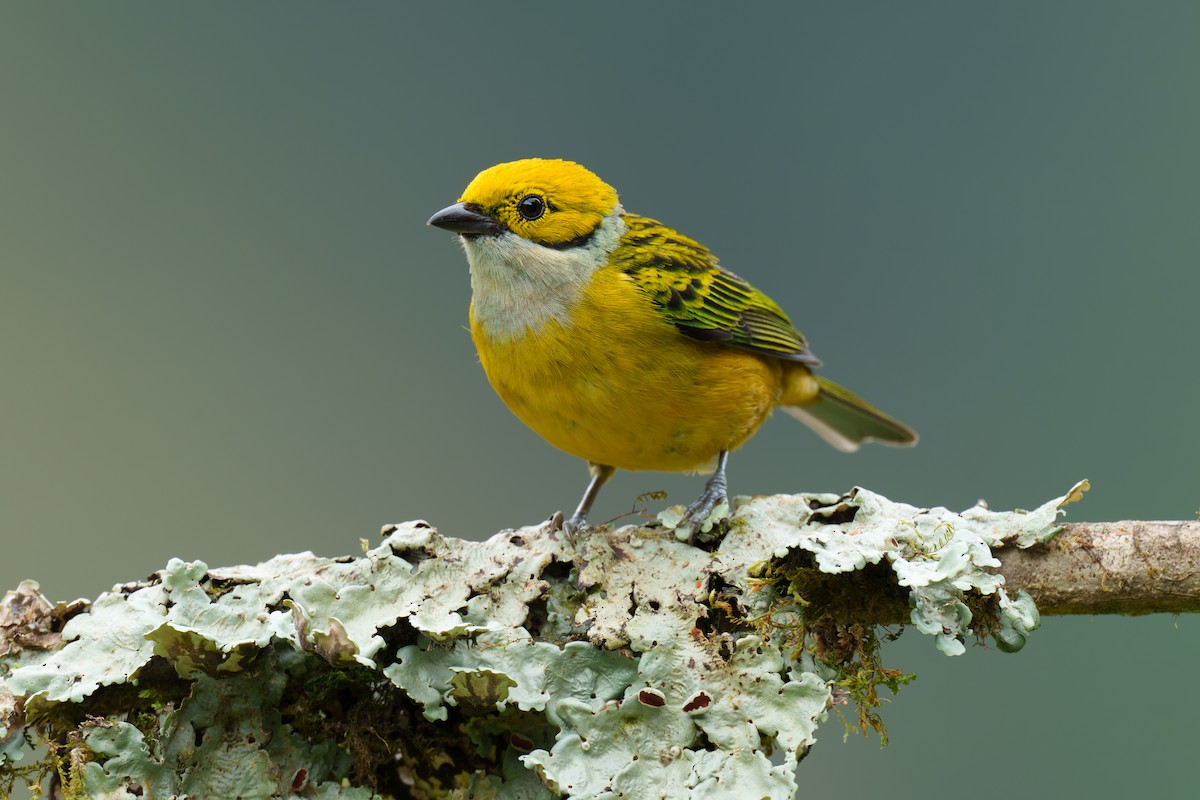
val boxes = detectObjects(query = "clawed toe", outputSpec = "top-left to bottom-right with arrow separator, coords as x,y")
563,513 -> 587,545
673,450 -> 732,544
676,489 -> 730,544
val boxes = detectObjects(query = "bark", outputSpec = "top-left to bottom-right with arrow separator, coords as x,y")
996,520 -> 1200,616
807,520 -> 1200,626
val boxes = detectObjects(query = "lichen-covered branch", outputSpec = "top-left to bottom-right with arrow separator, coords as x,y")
997,520 -> 1200,616
0,482 -> 1189,799
800,517 -> 1200,626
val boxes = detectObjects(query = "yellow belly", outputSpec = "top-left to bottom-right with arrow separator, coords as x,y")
470,269 -> 789,473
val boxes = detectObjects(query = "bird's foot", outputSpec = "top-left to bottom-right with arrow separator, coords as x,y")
562,512 -> 587,546
673,486 -> 731,545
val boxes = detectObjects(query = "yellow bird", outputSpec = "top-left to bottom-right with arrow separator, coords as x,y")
428,158 -> 916,538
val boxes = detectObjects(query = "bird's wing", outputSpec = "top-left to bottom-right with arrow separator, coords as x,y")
614,214 -> 820,365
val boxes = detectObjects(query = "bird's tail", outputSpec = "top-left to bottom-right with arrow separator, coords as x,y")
781,375 -> 918,453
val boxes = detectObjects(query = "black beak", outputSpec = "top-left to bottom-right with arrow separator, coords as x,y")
426,202 -> 504,236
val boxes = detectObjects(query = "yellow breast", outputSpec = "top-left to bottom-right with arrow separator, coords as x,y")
471,265 -> 785,473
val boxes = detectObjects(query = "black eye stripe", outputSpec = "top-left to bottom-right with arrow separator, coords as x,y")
517,194 -> 546,221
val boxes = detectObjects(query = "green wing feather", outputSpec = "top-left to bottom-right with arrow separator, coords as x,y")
614,214 -> 820,365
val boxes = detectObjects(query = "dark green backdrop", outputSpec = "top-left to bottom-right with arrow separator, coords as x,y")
3,4 -> 1197,797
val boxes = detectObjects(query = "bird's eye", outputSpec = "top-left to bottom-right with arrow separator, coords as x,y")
517,195 -> 546,221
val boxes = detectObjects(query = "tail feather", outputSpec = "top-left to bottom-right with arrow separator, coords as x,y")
781,376 -> 917,452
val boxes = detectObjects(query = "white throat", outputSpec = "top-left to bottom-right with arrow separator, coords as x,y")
463,206 -> 625,342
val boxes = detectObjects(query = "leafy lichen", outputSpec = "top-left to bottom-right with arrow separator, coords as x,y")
0,487 -> 1081,798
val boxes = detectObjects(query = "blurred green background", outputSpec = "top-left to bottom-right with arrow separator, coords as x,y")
2,3 -> 1197,797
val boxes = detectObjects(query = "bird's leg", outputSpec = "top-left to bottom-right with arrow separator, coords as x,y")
677,450 -> 730,543
564,463 -> 615,543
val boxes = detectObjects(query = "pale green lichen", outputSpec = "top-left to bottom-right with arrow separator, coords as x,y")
721,483 -> 1085,658
0,487 -> 1081,798
0,680 -> 23,765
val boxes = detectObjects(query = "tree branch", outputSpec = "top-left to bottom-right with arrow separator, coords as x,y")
0,484 -> 1194,799
805,519 -> 1200,627
997,520 -> 1200,616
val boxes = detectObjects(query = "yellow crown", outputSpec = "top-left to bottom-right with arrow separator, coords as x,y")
459,158 -> 619,247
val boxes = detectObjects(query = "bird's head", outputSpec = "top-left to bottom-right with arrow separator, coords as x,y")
428,158 -> 619,249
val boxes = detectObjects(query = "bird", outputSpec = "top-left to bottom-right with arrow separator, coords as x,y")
427,158 -> 916,540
